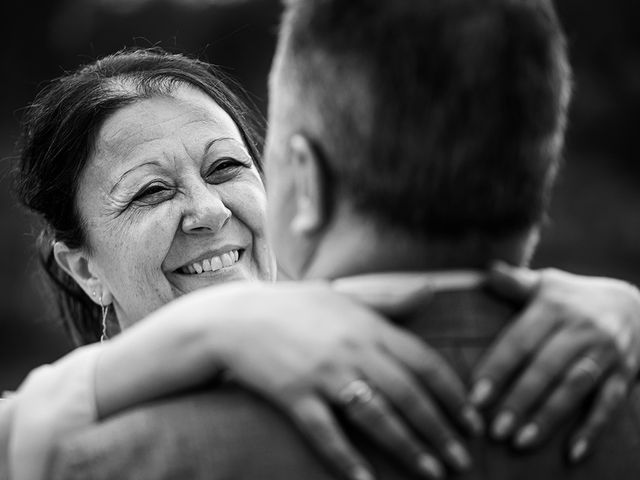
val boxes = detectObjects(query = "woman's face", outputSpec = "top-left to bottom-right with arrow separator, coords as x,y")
74,85 -> 275,328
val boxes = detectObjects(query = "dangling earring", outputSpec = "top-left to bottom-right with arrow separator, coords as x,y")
99,293 -> 109,343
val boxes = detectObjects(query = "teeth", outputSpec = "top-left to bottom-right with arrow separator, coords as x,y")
221,253 -> 232,268
181,249 -> 240,275
210,256 -> 223,271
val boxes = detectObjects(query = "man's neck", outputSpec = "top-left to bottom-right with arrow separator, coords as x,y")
303,212 -> 532,280
303,212 -> 530,385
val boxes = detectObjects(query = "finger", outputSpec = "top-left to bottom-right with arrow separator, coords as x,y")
381,327 -> 482,435
470,303 -> 558,409
361,353 -> 473,471
568,374 -> 629,463
332,273 -> 436,317
328,379 -> 446,479
289,395 -> 376,480
486,262 -> 542,302
512,350 -> 616,448
333,272 -> 484,317
490,328 -> 597,440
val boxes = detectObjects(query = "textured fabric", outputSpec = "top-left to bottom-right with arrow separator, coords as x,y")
50,283 -> 640,480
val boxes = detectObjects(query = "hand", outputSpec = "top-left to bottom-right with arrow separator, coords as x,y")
472,263 -> 640,461
215,281 -> 479,480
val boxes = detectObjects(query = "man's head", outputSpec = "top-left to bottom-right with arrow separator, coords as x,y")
265,0 -> 572,279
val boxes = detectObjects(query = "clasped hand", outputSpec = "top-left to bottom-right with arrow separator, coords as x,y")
214,267 -> 640,480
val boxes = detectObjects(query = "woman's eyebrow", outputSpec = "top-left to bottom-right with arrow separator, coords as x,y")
204,137 -> 242,153
110,161 -> 162,195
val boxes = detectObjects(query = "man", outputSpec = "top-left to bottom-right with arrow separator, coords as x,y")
50,0 -> 640,479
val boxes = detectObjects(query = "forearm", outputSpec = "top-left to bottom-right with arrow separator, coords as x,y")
95,283 -> 250,418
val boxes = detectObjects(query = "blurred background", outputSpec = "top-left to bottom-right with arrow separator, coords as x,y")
0,0 -> 638,391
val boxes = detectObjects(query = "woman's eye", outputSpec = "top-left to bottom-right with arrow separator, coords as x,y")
131,183 -> 173,206
205,158 -> 248,184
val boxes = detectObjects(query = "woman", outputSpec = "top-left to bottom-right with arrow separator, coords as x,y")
4,48 -> 640,480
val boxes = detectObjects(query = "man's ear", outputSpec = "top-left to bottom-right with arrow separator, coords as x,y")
288,134 -> 326,236
53,242 -> 112,306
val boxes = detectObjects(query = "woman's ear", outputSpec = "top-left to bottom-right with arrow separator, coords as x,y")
53,242 -> 112,306
288,134 -> 326,236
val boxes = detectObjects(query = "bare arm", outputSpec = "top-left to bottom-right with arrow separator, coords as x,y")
6,280 -> 474,480
96,280 -> 476,479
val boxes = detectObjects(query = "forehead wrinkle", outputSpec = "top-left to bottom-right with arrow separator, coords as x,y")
97,117 -> 219,170
92,90 -> 242,192
98,91 -> 225,153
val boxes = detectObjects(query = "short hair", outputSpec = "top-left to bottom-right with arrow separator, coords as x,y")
15,48 -> 263,345
275,0 -> 572,240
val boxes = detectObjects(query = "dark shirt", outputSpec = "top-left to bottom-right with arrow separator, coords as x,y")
51,286 -> 640,480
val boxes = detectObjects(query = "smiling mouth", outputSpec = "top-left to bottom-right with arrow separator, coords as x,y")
178,249 -> 243,275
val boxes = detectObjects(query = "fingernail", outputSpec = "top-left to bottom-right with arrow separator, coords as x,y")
461,405 -> 484,436
492,411 -> 516,440
416,454 -> 444,479
470,379 -> 493,407
515,423 -> 539,448
570,438 -> 589,463
446,441 -> 472,470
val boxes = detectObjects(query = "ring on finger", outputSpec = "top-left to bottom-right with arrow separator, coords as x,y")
337,379 -> 375,408
574,357 -> 602,383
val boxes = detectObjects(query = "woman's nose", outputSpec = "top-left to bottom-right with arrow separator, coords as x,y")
181,184 -> 231,234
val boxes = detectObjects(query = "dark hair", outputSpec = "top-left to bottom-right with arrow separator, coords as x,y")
277,0 -> 572,240
15,48 -> 264,346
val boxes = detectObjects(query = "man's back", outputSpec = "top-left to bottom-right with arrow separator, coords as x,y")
51,285 -> 640,480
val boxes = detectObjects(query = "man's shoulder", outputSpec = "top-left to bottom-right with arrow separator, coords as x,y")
402,286 -> 640,479
51,387 -> 333,480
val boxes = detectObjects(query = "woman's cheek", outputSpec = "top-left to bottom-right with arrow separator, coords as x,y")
132,204 -> 183,278
227,179 -> 275,281
234,176 -> 268,235
111,204 -> 180,263
98,204 -> 182,317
